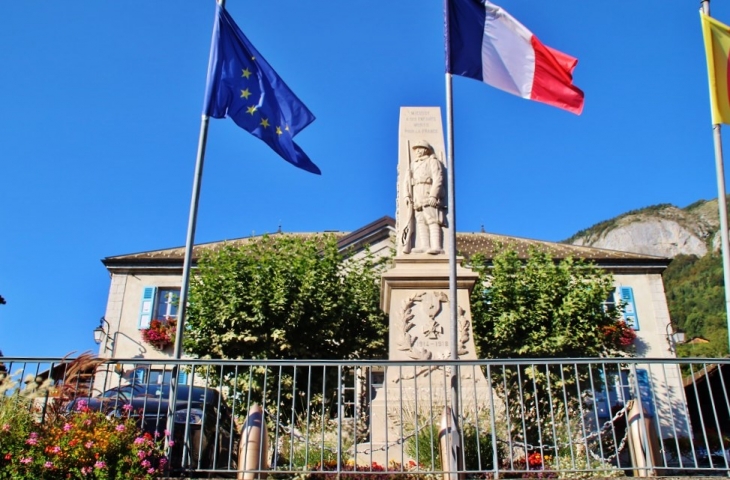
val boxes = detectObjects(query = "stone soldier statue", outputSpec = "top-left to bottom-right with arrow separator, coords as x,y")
402,140 -> 446,254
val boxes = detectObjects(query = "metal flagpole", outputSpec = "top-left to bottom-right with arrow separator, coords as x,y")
172,0 -> 225,360
166,1 -> 223,468
445,0 -> 461,476
701,0 -> 730,354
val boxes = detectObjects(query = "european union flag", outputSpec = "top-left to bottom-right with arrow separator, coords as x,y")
204,5 -> 320,174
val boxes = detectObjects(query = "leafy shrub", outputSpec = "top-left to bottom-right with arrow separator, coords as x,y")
0,371 -> 167,479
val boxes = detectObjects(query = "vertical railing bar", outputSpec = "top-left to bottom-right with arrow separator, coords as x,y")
273,364 -> 283,470
701,362 -> 726,469
241,364 -> 254,478
337,364 -> 343,475
183,363 -> 197,470
686,362 -> 701,469
486,364 -> 499,479
692,363 -> 712,469
646,364 -> 669,473
305,365 -> 312,471
320,365 -> 326,472
529,362 -> 544,471
559,363 -> 576,470
443,361 -> 452,475
502,363 -> 514,470
471,363 -> 482,474
573,362 -> 591,473
195,364 -> 207,470
384,365 -> 389,468
660,362 -> 682,470
629,363 -> 650,476
399,364 -> 404,470
713,363 -> 730,469
260,364 -> 269,478
413,364 -> 420,472
587,362 -> 605,465
603,363 -> 622,469
459,367 -> 467,477
427,362 -> 434,473
289,365 -> 298,472
515,364 -> 529,472
698,363 -> 717,469
222,364 -> 234,471
352,365 -> 359,471
368,366 -> 374,470
544,363 -> 559,470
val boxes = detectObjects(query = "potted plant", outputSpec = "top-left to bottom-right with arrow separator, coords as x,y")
141,318 -> 176,351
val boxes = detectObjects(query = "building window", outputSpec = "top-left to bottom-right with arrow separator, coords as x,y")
138,286 -> 180,329
156,288 -> 180,320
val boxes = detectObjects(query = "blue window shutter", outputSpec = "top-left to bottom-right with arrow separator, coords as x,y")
138,286 -> 157,329
619,286 -> 640,330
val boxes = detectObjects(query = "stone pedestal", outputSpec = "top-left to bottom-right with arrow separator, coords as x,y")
357,256 -> 491,465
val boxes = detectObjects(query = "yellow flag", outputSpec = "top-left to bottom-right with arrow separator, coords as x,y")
701,12 -> 730,125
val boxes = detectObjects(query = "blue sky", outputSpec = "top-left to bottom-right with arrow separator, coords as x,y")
1,1 -> 729,357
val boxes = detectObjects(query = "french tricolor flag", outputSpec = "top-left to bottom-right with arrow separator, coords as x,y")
447,0 -> 584,115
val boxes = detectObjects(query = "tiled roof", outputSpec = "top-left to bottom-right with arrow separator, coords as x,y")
102,216 -> 669,270
456,232 -> 662,261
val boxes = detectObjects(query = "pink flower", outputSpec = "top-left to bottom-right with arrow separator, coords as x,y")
81,466 -> 91,475
122,403 -> 133,412
50,446 -> 61,454
1,424 -> 9,432
44,461 -> 53,468
25,437 -> 38,445
63,423 -> 72,432
133,437 -> 145,445
164,429 -> 171,437
148,467 -> 156,474
168,440 -> 175,447
159,457 -> 168,466
94,461 -> 106,469
84,419 -> 92,426
141,459 -> 151,468
115,424 -> 125,432
29,432 -> 38,438
84,441 -> 94,449
20,457 -> 32,464
76,399 -> 88,411
137,450 -> 147,459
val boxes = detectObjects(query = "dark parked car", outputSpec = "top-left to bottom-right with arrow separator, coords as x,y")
68,383 -> 238,475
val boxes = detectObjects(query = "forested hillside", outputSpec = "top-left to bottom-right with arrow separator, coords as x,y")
663,253 -> 728,357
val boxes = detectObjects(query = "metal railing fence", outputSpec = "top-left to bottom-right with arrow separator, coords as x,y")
0,356 -> 728,478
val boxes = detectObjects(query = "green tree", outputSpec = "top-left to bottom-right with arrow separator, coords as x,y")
183,234 -> 389,419
468,246 -> 634,451
663,253 -> 729,357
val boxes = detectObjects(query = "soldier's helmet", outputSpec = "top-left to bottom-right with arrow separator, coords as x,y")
411,140 -> 434,153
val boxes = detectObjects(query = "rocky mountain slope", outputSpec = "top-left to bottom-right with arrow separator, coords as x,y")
565,200 -> 724,258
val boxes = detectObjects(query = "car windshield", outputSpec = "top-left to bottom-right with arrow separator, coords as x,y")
98,384 -> 210,402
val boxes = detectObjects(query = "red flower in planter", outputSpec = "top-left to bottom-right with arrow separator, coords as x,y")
141,318 -> 176,351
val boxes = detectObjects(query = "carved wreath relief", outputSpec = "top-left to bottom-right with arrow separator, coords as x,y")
396,291 -> 471,362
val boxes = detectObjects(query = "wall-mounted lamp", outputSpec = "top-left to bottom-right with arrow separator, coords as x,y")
93,317 -> 113,351
666,322 -> 686,354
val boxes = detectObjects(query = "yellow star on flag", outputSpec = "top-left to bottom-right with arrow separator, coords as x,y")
276,126 -> 283,135
240,88 -> 251,99
242,68 -> 252,79
260,118 -> 270,128
246,105 -> 257,115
